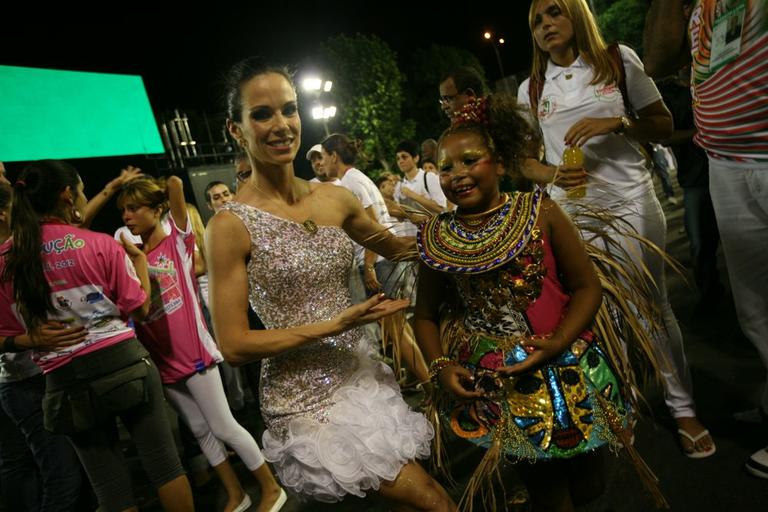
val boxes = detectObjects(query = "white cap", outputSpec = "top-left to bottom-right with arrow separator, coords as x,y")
305,143 -> 323,161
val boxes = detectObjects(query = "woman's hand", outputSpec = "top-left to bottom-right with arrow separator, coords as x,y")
521,158 -> 557,184
438,364 -> 483,400
23,321 -> 88,351
364,267 -> 382,291
120,234 -> 146,262
553,163 -> 587,190
106,165 -> 144,193
495,334 -> 570,376
564,117 -> 622,147
333,293 -> 410,333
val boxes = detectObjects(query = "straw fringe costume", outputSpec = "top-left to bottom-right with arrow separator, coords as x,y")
418,187 -> 667,509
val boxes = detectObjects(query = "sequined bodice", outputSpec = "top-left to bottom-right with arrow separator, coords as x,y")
223,201 -> 365,434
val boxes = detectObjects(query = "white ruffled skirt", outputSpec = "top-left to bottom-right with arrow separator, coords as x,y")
261,355 -> 433,503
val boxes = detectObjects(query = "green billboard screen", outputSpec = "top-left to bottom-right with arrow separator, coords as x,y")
0,65 -> 164,162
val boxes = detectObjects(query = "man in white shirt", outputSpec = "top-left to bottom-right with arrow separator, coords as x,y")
306,144 -> 338,184
394,140 -> 448,237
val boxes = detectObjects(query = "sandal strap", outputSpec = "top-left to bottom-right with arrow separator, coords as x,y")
678,428 -> 711,443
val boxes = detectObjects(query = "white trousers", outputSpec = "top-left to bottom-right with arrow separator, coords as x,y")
709,159 -> 768,414
570,183 -> 696,417
165,366 -> 265,470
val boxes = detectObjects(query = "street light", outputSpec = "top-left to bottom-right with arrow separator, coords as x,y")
302,75 -> 335,135
483,31 -> 510,94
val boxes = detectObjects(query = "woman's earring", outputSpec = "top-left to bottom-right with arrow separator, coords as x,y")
238,139 -> 248,149
72,208 -> 83,222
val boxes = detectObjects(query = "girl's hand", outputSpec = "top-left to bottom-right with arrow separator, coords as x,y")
364,267 -> 382,291
554,163 -> 587,190
25,321 -> 88,351
333,293 -> 410,333
564,117 -> 622,147
521,158 -> 557,184
438,364 -> 483,400
107,166 -> 144,193
495,334 -> 570,376
120,233 -> 146,261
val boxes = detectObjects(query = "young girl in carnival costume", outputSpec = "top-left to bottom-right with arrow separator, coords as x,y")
117,176 -> 285,512
414,96 -> 667,511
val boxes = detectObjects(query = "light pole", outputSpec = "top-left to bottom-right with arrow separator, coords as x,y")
302,77 -> 336,136
311,105 -> 337,136
483,31 -> 511,94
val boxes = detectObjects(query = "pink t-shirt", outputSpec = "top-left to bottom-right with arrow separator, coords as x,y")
0,223 -> 146,373
133,215 -> 222,384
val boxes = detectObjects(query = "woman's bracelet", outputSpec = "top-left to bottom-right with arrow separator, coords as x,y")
428,356 -> 458,382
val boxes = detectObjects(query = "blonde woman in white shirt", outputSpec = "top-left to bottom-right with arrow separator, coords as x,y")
518,0 -> 714,459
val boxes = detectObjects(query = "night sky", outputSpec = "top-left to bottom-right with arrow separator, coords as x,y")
2,2 -> 534,113
2,2 -> 534,231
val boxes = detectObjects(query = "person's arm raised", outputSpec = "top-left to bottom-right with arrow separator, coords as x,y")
165,176 -> 188,232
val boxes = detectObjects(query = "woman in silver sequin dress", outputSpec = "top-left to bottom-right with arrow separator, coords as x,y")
206,57 -> 456,511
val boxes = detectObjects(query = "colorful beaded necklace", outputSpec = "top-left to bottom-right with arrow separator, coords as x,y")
417,188 -> 542,274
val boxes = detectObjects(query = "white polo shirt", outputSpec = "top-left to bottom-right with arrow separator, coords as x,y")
518,45 -> 662,206
339,168 -> 396,266
395,168 -> 447,236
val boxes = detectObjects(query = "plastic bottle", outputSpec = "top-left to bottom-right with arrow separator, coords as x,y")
562,145 -> 586,199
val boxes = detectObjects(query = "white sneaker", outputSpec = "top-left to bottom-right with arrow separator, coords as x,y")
746,448 -> 768,479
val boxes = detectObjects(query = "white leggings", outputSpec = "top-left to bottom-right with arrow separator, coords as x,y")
164,366 -> 265,470
574,185 -> 696,418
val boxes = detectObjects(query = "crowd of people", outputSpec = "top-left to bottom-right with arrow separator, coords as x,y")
0,0 -> 765,511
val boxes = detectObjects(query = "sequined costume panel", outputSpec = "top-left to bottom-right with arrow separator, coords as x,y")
419,193 -> 629,460
222,202 -> 433,502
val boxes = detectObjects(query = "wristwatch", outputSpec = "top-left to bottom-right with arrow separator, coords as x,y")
614,115 -> 632,134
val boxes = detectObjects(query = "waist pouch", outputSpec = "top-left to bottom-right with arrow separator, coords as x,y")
43,338 -> 153,434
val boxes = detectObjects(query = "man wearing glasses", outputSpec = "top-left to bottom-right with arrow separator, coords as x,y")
438,66 -> 488,118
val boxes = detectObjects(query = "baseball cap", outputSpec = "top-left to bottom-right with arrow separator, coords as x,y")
305,144 -> 323,161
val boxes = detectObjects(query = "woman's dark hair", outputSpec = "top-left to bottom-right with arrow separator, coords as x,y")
438,95 -> 541,191
224,56 -> 294,122
2,160 -> 81,328
321,133 -> 361,166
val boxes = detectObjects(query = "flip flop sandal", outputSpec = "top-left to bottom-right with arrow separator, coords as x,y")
678,428 -> 716,459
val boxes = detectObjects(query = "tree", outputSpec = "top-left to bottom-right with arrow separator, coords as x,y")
405,45 -> 487,142
319,34 -> 414,171
596,0 -> 649,55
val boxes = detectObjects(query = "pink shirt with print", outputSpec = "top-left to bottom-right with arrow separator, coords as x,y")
132,215 -> 222,384
0,223 -> 147,373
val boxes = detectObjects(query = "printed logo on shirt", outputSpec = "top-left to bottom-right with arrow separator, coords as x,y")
82,291 -> 104,304
146,254 -> 183,322
538,96 -> 557,120
594,84 -> 621,102
41,234 -> 85,255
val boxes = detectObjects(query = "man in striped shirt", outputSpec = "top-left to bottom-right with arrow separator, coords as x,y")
645,0 -> 768,479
